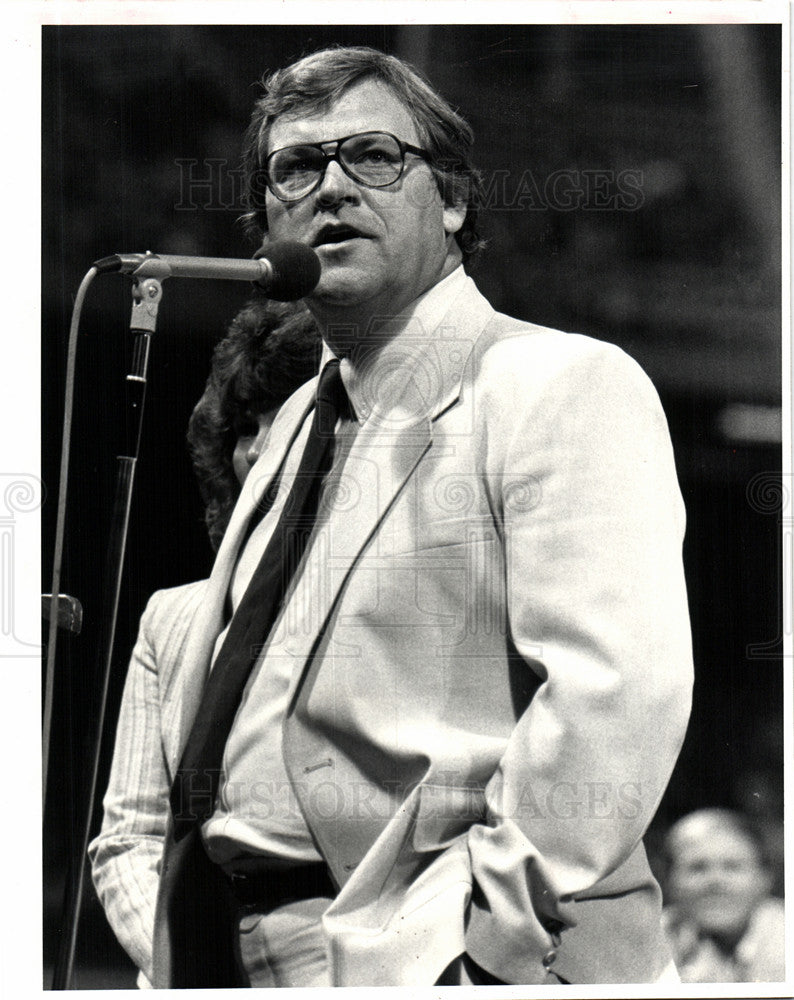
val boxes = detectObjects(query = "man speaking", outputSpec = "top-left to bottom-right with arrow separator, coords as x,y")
91,44 -> 693,988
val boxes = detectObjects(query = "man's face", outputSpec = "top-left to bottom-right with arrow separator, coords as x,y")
668,821 -> 770,941
265,79 -> 465,329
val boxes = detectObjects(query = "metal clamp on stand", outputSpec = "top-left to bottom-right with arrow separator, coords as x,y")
125,276 -> 161,457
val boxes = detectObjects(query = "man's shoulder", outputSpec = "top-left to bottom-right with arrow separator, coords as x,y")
471,308 -> 651,397
480,308 -> 620,362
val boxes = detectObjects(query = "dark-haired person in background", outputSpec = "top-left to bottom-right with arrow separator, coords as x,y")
147,45 -> 694,988
188,299 -> 323,551
89,299 -> 321,988
662,808 -> 785,983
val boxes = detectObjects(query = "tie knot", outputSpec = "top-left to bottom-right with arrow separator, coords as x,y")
315,359 -> 347,435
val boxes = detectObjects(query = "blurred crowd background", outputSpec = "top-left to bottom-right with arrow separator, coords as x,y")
41,24 -> 784,987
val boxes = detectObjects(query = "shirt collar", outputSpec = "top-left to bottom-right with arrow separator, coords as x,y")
319,265 -> 469,424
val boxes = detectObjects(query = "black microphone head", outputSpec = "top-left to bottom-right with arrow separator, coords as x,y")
257,240 -> 321,301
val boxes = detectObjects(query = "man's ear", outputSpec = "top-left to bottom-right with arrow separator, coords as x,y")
442,200 -> 467,237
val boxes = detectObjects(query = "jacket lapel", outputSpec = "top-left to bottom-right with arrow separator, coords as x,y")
281,414 -> 434,710
171,381 -> 317,756
281,277 -> 496,709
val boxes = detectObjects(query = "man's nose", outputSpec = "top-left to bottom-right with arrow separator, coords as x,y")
315,158 -> 360,208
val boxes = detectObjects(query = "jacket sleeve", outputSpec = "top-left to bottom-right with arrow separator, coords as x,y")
88,592 -> 172,985
463,335 -> 693,982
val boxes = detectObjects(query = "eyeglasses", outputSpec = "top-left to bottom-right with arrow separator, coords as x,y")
263,131 -> 432,203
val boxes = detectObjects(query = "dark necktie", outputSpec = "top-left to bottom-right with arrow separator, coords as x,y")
170,359 -> 346,841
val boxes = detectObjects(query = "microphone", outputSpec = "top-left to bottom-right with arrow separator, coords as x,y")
93,240 -> 321,301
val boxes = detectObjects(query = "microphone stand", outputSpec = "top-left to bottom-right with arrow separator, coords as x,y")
52,274 -> 163,990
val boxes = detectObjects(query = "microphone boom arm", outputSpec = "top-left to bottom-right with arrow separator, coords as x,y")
93,241 -> 321,302
95,251 -> 273,283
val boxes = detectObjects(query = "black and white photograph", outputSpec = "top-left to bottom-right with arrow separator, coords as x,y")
22,3 -> 792,993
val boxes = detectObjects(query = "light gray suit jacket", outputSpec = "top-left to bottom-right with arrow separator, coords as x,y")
93,275 -> 693,987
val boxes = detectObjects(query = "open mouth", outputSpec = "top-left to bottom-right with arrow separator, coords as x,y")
313,224 -> 367,248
